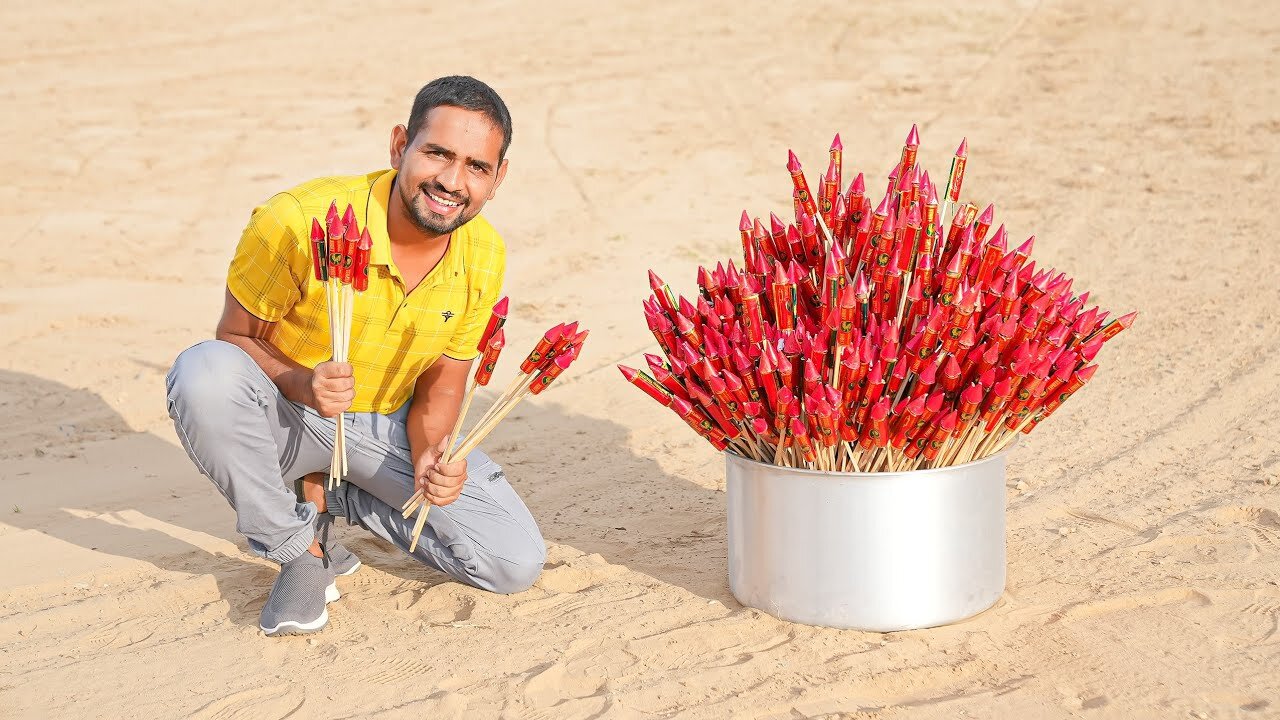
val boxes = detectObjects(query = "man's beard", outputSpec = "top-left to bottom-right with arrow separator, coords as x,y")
402,182 -> 474,235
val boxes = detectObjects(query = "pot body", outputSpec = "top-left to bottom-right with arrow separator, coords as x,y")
726,451 -> 1008,631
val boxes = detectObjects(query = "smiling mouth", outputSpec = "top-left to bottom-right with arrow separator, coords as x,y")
423,187 -> 464,210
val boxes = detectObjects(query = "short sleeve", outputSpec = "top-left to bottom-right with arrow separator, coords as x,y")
444,230 -> 506,361
226,192 -> 312,322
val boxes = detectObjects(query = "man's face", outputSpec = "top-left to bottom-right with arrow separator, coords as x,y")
390,105 -> 508,235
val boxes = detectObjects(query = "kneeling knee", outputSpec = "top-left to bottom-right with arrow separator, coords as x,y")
477,545 -> 546,595
167,340 -> 254,407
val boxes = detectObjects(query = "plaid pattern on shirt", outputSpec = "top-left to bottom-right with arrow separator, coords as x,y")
226,169 -> 505,414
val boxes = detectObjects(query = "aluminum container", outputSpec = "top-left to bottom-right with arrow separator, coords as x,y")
726,449 -> 1009,631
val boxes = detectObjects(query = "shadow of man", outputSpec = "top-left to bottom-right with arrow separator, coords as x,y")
1,367 -> 735,635
464,385 -> 736,603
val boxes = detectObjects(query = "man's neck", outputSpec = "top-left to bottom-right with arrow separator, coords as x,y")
386,186 -> 454,294
387,183 -> 451,255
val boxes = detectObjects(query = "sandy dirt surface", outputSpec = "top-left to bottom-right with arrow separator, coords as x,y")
2,1 -> 1278,717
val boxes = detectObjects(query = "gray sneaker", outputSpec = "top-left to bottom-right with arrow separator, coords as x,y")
315,512 -> 361,576
293,479 -> 363,577
326,541 -> 362,576
259,552 -> 340,636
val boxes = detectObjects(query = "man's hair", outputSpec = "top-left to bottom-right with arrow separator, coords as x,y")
406,76 -> 513,160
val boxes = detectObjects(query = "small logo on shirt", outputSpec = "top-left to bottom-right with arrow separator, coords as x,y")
441,310 -> 455,321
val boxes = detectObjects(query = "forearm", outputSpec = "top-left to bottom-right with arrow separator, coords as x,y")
215,287 -> 316,406
407,383 -> 464,464
216,330 -> 313,404
407,359 -> 472,465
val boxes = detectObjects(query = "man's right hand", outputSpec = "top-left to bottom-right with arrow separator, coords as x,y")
308,361 -> 355,416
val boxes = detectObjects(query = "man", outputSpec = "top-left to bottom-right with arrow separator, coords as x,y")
165,76 -> 545,636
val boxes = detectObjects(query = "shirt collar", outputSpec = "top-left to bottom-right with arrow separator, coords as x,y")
367,169 -> 395,267
366,168 -> 467,288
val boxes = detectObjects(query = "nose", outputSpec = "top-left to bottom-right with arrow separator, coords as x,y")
436,160 -> 464,193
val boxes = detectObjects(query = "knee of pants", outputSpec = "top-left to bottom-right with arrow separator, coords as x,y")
471,540 -> 547,595
166,340 -> 260,414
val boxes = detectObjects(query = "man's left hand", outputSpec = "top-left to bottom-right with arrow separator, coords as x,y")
415,436 -> 468,507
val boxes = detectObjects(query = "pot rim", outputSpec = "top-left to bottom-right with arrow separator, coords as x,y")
725,438 -> 1018,479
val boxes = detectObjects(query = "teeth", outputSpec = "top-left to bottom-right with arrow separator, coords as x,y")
428,192 -> 461,208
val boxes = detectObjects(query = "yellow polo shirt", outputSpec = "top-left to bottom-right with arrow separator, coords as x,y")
227,169 -> 505,414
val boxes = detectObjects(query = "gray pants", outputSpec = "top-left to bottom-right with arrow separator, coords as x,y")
164,340 -> 545,594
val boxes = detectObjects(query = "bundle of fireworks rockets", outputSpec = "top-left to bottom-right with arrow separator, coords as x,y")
400,316 -> 589,552
620,126 -> 1136,472
308,201 -> 588,541
308,202 -> 371,489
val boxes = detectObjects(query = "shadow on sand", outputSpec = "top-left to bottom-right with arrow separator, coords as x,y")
0,367 -> 733,630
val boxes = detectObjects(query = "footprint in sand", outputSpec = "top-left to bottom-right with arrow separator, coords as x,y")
409,589 -> 477,626
187,683 -> 304,720
344,571 -> 422,600
1220,590 -> 1280,644
1241,598 -> 1280,617
512,591 -> 593,618
351,656 -> 437,685
301,610 -> 368,650
1213,506 -> 1280,552
343,566 -> 463,610
76,574 -> 223,652
500,643 -> 646,720
1048,587 -> 1212,624
1064,507 -> 1141,534
85,616 -> 157,650
623,617 -> 795,672
521,660 -> 607,709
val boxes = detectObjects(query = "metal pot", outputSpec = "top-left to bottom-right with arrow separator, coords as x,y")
725,448 -> 1009,631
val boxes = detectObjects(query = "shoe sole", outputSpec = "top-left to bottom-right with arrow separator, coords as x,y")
259,582 -> 340,637
335,559 -> 362,577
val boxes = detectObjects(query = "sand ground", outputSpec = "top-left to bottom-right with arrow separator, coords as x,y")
1,1 -> 1278,717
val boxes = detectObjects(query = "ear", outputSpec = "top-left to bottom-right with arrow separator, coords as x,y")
389,124 -> 409,169
488,158 -> 510,200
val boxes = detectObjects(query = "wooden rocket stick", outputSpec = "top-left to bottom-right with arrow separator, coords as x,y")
407,503 -> 429,553
401,343 -> 580,522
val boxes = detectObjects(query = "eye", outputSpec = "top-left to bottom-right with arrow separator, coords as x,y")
469,163 -> 489,176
